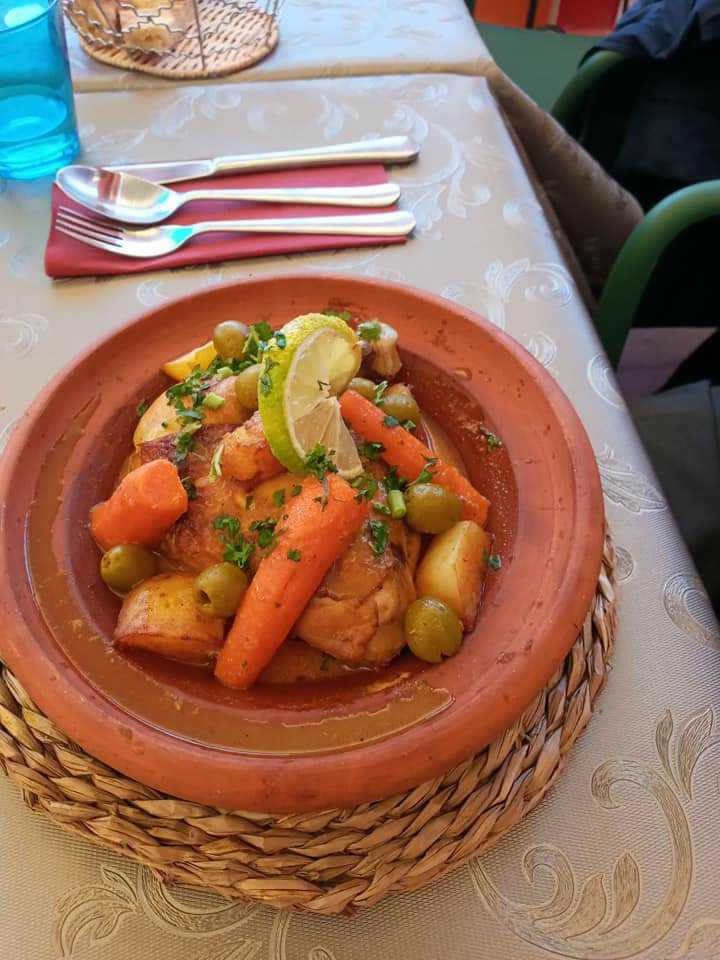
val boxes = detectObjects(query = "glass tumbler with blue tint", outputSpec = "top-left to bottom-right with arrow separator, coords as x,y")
0,0 -> 80,179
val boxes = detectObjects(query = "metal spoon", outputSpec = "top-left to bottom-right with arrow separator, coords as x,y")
56,165 -> 402,226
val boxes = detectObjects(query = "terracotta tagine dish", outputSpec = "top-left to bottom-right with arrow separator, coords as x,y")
0,274 -> 604,814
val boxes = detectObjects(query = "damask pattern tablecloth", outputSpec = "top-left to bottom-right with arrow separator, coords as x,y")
1,73 -> 719,960
66,0 -> 490,93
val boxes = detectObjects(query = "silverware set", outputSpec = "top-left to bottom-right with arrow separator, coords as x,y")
55,136 -> 419,259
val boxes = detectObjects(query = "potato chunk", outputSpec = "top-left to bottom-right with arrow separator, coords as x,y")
115,572 -> 225,664
415,521 -> 489,629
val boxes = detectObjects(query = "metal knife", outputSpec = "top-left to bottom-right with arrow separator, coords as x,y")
104,136 -> 420,185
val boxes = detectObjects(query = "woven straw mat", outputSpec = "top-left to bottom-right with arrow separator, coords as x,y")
0,530 -> 617,916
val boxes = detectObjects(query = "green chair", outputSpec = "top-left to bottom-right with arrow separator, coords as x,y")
551,52 -> 720,367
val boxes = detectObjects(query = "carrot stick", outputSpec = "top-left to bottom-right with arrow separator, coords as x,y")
91,459 -> 188,550
215,475 -> 368,689
340,389 -> 490,526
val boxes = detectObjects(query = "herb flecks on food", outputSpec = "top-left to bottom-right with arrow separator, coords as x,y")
383,415 -> 401,429
174,422 -> 202,462
291,484 -> 303,497
304,444 -> 338,481
350,474 -> 378,502
358,441 -> 385,461
240,322 -> 275,365
287,549 -> 302,562
136,400 -> 149,418
410,456 -> 439,487
372,501 -> 391,516
484,551 -> 502,571
213,514 -> 254,568
181,477 -> 198,500
259,358 -> 278,397
382,466 -> 406,492
250,517 -> 278,550
274,332 -> 287,350
357,320 -> 382,342
368,519 -> 389,556
272,489 -> 286,508
373,381 -> 389,405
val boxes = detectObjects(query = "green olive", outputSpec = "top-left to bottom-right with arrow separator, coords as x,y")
380,390 -> 421,426
234,363 -> 261,410
404,597 -> 463,663
348,377 -> 378,401
193,562 -> 248,618
405,483 -> 461,534
213,320 -> 249,359
100,544 -> 157,594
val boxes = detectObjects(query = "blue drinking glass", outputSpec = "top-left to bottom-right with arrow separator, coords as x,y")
0,0 -> 80,179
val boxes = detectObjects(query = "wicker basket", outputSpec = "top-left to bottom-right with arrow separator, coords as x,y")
0,531 -> 616,916
64,0 -> 280,80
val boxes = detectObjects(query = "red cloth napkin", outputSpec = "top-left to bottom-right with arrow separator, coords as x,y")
45,163 -> 406,279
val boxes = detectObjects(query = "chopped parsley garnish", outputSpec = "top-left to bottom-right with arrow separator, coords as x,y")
304,443 -> 338,481
136,399 -> 149,417
358,441 -> 385,461
383,415 -> 401,429
368,518 -> 389,555
321,308 -> 351,323
176,407 -> 204,422
291,484 -> 302,497
272,489 -> 286,507
206,356 -> 253,377
250,517 -> 278,550
213,514 -> 254,568
372,501 -> 391,516
373,381 -> 389,405
485,552 -> 502,571
240,322 -> 275,363
410,456 -> 438,487
357,320 -> 382,342
181,477 -> 198,500
274,332 -> 287,349
259,358 -> 278,396
382,466 -> 406,492
350,474 -> 378,502
174,422 -> 202,462
287,549 -> 302,562
401,419 -> 416,431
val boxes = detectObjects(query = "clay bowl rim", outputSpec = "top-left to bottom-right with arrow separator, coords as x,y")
0,273 -> 604,813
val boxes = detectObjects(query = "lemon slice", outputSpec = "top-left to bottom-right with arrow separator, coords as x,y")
258,313 -> 363,478
162,339 -> 217,381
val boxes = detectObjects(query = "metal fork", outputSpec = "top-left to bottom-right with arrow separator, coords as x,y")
55,206 -> 416,259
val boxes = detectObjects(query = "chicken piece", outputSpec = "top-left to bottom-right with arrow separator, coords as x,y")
133,375 -> 251,447
139,425 -> 247,573
221,411 -> 284,484
295,519 -> 418,665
